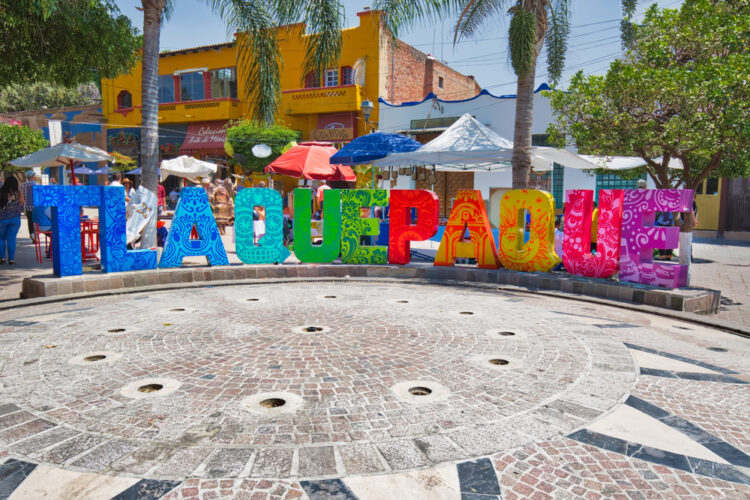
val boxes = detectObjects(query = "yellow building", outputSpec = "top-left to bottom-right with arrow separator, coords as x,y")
101,9 -> 480,162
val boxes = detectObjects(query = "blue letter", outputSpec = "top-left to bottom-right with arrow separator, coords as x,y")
235,188 -> 290,264
33,185 -> 102,277
159,187 -> 229,267
100,186 -> 157,272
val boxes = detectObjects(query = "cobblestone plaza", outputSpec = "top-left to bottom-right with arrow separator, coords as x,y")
0,280 -> 748,499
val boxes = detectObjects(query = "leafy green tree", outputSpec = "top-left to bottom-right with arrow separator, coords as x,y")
373,0 -> 571,188
547,0 -> 750,199
0,0 -> 141,87
226,120 -> 300,173
0,82 -> 100,113
0,124 -> 49,172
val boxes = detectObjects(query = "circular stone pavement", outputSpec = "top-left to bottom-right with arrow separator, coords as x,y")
0,282 -> 637,480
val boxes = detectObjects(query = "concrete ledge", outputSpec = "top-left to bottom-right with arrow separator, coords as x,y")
18,263 -> 720,315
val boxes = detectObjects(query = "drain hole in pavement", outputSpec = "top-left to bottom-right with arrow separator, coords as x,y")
138,384 -> 163,393
170,308 -> 185,312
397,300 -> 409,303
246,298 -> 259,302
324,296 -> 337,299
707,347 -> 728,352
84,355 -> 106,362
408,387 -> 432,396
459,311 -> 474,315
108,328 -> 125,333
304,326 -> 323,332
497,331 -> 516,336
489,359 -> 509,366
674,325 -> 692,330
260,398 -> 286,408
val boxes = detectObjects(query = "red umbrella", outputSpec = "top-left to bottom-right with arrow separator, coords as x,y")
331,164 -> 356,182
265,145 -> 352,181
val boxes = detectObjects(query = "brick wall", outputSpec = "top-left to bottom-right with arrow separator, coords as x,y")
383,39 -> 481,104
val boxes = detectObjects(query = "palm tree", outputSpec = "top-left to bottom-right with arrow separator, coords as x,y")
373,0 -> 571,189
135,0 -> 344,244
137,0 -> 172,247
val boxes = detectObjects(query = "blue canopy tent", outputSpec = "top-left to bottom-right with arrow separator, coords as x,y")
127,167 -> 161,175
329,133 -> 422,165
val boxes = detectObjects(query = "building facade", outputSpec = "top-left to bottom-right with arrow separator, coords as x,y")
101,9 -> 480,167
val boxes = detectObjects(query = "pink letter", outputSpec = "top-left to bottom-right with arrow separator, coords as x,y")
619,189 -> 694,288
563,189 -> 624,278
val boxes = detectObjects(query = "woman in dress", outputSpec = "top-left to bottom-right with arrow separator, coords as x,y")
210,180 -> 234,235
0,176 -> 23,265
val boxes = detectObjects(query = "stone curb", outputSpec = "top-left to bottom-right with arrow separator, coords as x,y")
3,266 -> 745,338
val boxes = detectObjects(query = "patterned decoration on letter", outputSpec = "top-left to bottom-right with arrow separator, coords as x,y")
497,189 -> 559,272
235,188 -> 291,264
563,189 -> 624,278
100,186 -> 157,273
340,189 -> 388,264
619,189 -> 694,287
159,187 -> 229,268
388,190 -> 439,265
293,188 -> 341,263
435,190 -> 500,269
33,185 -> 102,277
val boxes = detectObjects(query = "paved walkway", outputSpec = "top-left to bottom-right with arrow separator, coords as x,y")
0,282 -> 747,499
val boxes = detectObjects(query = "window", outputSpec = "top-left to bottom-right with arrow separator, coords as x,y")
210,68 -> 237,99
304,71 -> 320,89
341,66 -> 354,85
116,90 -> 132,109
438,76 -> 444,89
552,164 -> 564,209
325,69 -> 339,87
595,173 -> 646,202
158,75 -> 174,103
180,71 -> 205,101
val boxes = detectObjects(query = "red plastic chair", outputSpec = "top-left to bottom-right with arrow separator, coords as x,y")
33,223 -> 52,263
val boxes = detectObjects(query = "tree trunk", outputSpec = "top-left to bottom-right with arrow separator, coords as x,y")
511,66 -> 537,189
139,0 -> 165,248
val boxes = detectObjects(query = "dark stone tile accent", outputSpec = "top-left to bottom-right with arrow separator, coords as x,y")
0,459 -> 37,499
687,457 -> 750,486
659,416 -> 750,468
457,458 -> 501,496
301,479 -> 359,500
624,343 -> 737,374
567,429 -> 628,455
111,479 -> 182,500
461,494 -> 501,500
639,367 -> 679,379
671,371 -> 747,384
625,396 -> 671,419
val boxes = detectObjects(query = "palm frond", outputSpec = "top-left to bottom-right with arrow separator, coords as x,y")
545,0 -> 570,86
373,0 -> 464,39
300,0 -> 345,88
453,0 -> 506,43
208,0 -> 281,124
620,0 -> 639,48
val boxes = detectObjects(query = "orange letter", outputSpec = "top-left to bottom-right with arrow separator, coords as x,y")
434,190 -> 500,269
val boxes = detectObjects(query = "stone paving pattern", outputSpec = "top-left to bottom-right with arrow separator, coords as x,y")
0,281 -> 748,498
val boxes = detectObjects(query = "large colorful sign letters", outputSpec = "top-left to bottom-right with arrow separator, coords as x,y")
34,185 -> 694,289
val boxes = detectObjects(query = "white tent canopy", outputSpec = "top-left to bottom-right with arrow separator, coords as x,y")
9,142 -> 112,168
580,155 -> 684,170
160,155 -> 218,182
374,114 -> 600,172
373,114 -> 514,168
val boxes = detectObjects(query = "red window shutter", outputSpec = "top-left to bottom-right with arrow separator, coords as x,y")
341,66 -> 353,85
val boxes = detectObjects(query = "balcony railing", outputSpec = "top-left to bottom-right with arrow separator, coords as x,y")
157,98 -> 241,123
282,84 -> 364,115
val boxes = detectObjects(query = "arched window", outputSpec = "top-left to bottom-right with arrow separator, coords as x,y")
117,90 -> 133,109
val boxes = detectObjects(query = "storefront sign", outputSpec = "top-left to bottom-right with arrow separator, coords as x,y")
179,121 -> 227,153
33,187 -> 695,289
311,128 -> 353,141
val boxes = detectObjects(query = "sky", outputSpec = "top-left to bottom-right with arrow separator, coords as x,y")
113,0 -> 684,95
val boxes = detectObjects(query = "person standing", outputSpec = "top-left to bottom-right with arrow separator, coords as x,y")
20,171 -> 37,242
110,172 -> 123,188
157,183 -> 166,215
0,177 -> 23,264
